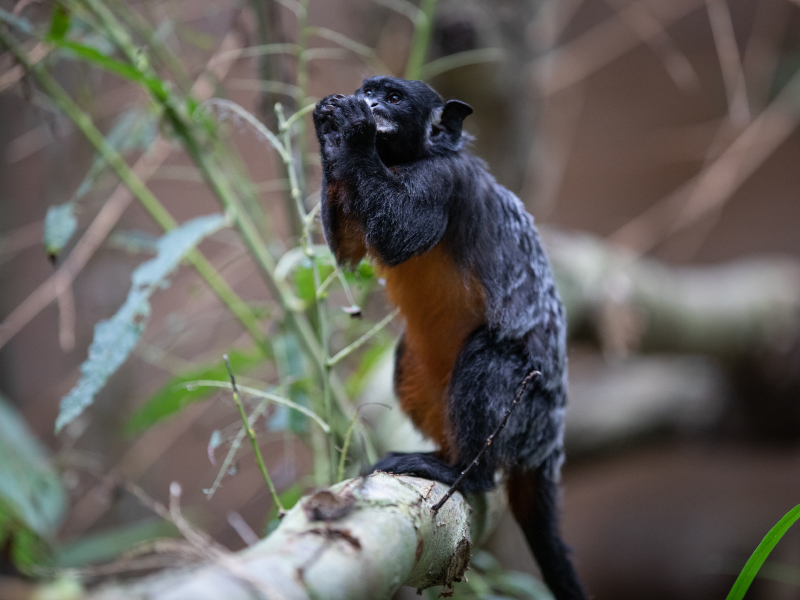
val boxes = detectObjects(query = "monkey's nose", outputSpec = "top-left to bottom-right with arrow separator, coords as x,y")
370,101 -> 378,108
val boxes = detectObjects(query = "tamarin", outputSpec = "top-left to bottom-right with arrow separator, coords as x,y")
312,77 -> 587,600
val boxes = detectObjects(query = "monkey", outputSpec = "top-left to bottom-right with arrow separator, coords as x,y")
312,77 -> 587,600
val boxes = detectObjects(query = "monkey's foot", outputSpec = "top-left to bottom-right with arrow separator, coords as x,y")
369,452 -> 495,493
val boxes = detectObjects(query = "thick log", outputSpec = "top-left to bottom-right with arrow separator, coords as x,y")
85,474 -> 505,600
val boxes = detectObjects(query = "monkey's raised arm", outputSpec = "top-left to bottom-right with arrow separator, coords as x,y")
313,94 -> 455,266
354,159 -> 455,266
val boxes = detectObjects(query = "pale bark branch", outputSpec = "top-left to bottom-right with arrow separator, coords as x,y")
82,474 -> 505,600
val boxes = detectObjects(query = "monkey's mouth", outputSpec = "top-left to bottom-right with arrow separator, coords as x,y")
364,100 -> 397,134
373,114 -> 397,134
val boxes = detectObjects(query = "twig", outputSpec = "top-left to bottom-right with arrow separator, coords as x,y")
531,0 -> 703,96
204,398 -> 271,499
208,43 -> 299,66
369,0 -> 423,27
705,0 -> 749,125
0,31 -> 259,351
12,0 -> 40,16
421,48 -> 505,80
740,0 -> 789,115
432,369 -> 541,512
608,66 -> 800,255
224,355 -> 285,517
327,308 -> 400,367
185,380 -> 330,433
525,84 -> 586,219
0,219 -> 42,261
337,407 -> 364,482
227,512 -> 260,547
0,40 -> 46,93
307,26 -> 392,74
604,0 -> 699,92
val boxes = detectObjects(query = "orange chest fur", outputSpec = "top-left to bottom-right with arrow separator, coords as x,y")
379,244 -> 486,452
381,245 -> 485,371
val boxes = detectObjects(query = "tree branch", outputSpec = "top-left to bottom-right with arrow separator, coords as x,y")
82,474 -> 505,600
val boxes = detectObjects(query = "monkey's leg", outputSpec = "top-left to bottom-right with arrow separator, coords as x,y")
444,326 -> 565,491
448,327 -> 585,600
508,462 -> 587,600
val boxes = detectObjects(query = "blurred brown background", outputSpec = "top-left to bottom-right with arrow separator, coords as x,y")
3,0 -> 800,598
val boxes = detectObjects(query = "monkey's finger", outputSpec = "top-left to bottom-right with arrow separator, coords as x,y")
340,96 -> 376,128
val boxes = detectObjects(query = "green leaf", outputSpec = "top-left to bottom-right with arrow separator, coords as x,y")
50,38 -> 167,99
43,203 -> 78,258
53,39 -> 145,82
42,111 -> 157,261
56,213 -> 227,433
0,396 -> 66,537
0,506 -> 45,572
48,5 -> 71,41
295,263 -> 334,303
126,348 -> 266,434
183,381 -> 329,433
357,260 -> 376,280
52,519 -> 179,568
726,504 -> 800,600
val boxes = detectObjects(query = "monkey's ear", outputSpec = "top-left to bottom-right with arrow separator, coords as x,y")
435,100 -> 473,150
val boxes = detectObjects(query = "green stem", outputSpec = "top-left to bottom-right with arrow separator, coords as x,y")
77,0 -> 373,465
279,100 -> 338,482
294,0 -> 311,186
726,504 -> 800,600
328,308 -> 399,366
404,0 -> 437,80
77,7 -> 329,404
104,0 -> 193,92
0,30 -> 268,351
276,104 -> 308,222
224,355 -> 285,516
337,409 -> 361,482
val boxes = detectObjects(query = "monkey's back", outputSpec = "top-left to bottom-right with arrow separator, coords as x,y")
381,155 -> 568,457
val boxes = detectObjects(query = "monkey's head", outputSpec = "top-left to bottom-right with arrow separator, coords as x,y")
355,76 -> 473,165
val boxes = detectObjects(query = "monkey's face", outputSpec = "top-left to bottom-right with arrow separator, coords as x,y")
356,76 -> 444,164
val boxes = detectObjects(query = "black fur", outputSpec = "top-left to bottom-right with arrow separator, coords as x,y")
313,76 -> 586,600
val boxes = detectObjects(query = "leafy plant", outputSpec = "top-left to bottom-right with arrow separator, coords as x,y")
0,0 -> 508,579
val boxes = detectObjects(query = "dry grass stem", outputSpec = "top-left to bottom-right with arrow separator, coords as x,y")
705,0 -> 750,125
608,69 -> 800,255
530,0 -> 702,96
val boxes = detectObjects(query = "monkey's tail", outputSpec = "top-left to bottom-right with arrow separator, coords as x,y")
507,466 -> 587,600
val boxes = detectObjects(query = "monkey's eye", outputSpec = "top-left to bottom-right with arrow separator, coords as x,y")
387,92 -> 402,104
365,90 -> 373,97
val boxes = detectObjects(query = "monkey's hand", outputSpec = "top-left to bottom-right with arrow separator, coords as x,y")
313,94 -> 346,164
314,94 -> 376,153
